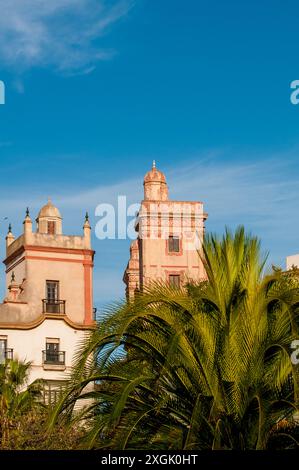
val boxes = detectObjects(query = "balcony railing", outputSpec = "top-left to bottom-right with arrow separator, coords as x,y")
5,348 -> 13,360
42,350 -> 65,365
0,348 -> 13,363
42,299 -> 66,314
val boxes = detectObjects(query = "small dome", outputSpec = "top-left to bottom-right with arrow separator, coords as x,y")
143,161 -> 169,201
144,161 -> 166,184
37,199 -> 62,219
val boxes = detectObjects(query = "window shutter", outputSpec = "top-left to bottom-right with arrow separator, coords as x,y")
168,236 -> 180,253
47,221 -> 56,235
169,274 -> 180,287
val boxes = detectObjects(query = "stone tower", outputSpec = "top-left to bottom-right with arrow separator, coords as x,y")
123,163 -> 208,299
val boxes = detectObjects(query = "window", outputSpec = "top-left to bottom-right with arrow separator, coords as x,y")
43,281 -> 65,314
168,236 -> 180,253
46,281 -> 59,302
43,339 -> 65,371
44,338 -> 65,365
0,337 -> 7,363
169,274 -> 180,288
0,336 -> 13,362
47,221 -> 56,235
45,338 -> 59,363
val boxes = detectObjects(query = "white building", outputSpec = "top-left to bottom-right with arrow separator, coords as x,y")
0,200 -> 95,401
286,254 -> 299,270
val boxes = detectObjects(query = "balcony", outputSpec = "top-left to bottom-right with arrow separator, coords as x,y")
42,299 -> 66,314
0,348 -> 13,363
5,348 -> 13,360
42,350 -> 66,371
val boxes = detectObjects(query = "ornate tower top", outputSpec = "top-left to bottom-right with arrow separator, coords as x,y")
36,199 -> 62,235
143,162 -> 169,201
37,198 -> 62,219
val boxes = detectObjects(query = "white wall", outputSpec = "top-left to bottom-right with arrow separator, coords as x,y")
286,254 -> 299,270
1,319 -> 89,384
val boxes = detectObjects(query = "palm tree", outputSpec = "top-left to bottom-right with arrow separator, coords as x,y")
49,227 -> 299,449
0,359 -> 43,447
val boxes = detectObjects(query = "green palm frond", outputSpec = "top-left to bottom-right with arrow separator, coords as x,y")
48,226 -> 299,450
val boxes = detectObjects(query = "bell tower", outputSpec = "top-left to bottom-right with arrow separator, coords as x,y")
124,163 -> 208,299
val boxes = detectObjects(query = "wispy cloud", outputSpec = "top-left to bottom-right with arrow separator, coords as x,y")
56,150 -> 299,264
1,150 -> 298,248
0,0 -> 134,75
0,150 -> 298,304
62,152 -> 299,303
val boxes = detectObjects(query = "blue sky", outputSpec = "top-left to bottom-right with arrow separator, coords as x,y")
0,0 -> 299,310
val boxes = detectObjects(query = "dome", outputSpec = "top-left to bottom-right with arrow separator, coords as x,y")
143,161 -> 169,201
37,199 -> 62,219
144,161 -> 166,184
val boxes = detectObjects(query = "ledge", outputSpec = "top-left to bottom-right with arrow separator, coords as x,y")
43,363 -> 66,371
0,313 -> 96,331
4,243 -> 95,266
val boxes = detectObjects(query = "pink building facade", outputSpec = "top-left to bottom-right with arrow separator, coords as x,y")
0,200 -> 95,400
123,163 -> 208,299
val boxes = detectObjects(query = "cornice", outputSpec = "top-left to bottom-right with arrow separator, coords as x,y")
0,313 -> 96,331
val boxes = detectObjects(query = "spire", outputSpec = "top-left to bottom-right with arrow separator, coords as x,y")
23,205 -> 32,240
6,222 -> 15,248
152,159 -> 156,169
7,270 -> 21,302
83,211 -> 91,248
24,206 -> 31,221
84,211 -> 90,226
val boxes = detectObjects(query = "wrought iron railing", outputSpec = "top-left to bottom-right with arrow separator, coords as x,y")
0,348 -> 13,363
5,348 -> 13,360
42,299 -> 66,314
42,350 -> 65,365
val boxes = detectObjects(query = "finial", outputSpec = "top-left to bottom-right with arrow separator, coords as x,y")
85,211 -> 89,222
11,271 -> 15,283
26,207 -> 29,217
152,160 -> 156,169
8,223 -> 11,233
48,197 -> 52,204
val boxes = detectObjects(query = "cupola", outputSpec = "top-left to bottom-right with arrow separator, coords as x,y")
36,198 -> 62,235
143,161 -> 169,201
